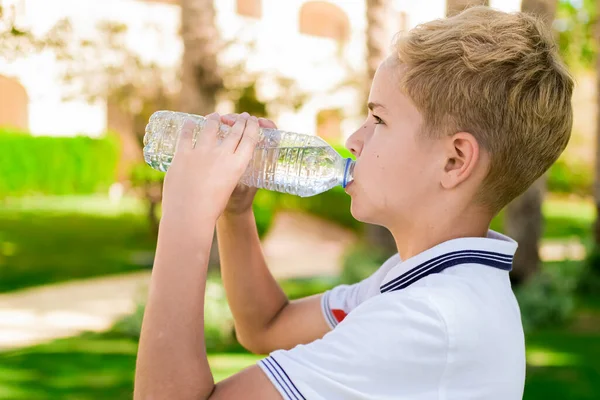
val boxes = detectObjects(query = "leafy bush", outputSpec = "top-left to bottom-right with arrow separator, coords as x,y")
339,242 -> 579,333
276,186 -> 360,231
129,164 -> 278,238
515,269 -> 576,333
577,246 -> 600,295
547,158 -> 592,196
111,302 -> 146,339
0,130 -> 120,197
280,276 -> 339,300
129,163 -> 165,187
111,275 -> 341,351
252,189 -> 278,238
340,242 -> 389,284
268,143 -> 362,231
111,275 -> 242,352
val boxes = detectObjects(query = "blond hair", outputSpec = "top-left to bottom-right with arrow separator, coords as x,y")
393,6 -> 573,211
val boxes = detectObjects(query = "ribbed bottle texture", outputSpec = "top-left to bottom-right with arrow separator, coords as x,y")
143,111 -> 354,197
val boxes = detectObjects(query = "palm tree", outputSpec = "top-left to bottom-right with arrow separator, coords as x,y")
446,0 -> 488,16
180,0 -> 224,267
180,0 -> 223,114
596,0 -> 600,245
505,0 -> 558,285
364,0 -> 397,256
363,0 -> 489,256
366,0 -> 391,84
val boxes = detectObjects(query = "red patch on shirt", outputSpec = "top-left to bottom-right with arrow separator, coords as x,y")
332,309 -> 347,323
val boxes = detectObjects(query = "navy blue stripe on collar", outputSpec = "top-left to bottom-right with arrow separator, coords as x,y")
380,250 -> 513,293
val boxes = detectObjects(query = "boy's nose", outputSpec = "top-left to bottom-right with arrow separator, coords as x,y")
345,130 -> 363,157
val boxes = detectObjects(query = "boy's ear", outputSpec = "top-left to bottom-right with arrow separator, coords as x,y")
441,132 -> 480,189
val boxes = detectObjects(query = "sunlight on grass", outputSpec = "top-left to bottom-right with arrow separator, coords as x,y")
0,385 -> 35,400
542,196 -> 595,240
0,195 -> 145,217
0,367 -> 36,383
0,331 -> 261,399
490,195 -> 594,240
543,196 -> 595,223
527,348 -> 581,367
0,207 -> 155,293
208,353 -> 262,382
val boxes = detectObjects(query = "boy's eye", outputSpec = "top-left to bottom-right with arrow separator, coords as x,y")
373,115 -> 384,125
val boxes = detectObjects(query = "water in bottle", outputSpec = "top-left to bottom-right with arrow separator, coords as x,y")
143,111 -> 355,197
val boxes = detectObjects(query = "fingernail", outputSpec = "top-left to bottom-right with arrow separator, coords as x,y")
241,112 -> 249,118
207,112 -> 219,119
250,116 -> 258,122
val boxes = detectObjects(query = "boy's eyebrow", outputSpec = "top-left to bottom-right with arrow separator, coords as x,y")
368,102 -> 386,113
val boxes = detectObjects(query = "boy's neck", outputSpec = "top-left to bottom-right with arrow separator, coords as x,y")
390,208 -> 493,261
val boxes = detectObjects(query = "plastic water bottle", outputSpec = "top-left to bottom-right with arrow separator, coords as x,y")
143,111 -> 355,197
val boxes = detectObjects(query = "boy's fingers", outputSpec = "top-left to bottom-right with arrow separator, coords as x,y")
222,112 -> 248,152
223,114 -> 275,129
235,116 -> 260,160
176,118 -> 196,153
258,117 -> 277,129
221,113 -> 238,126
199,112 -> 220,147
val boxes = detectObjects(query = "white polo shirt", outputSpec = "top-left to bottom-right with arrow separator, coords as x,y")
258,231 -> 525,400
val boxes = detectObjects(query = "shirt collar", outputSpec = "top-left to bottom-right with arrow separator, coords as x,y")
380,230 -> 517,293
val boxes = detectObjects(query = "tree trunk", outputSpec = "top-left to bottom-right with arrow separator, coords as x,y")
519,0 -> 558,24
446,0 -> 488,16
180,0 -> 223,115
364,0 -> 397,257
505,176 -> 546,286
366,0 -> 391,83
180,0 -> 224,269
594,5 -> 600,245
505,0 -> 558,285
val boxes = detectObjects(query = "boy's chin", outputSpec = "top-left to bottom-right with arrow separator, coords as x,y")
350,200 -> 377,225
350,197 -> 396,227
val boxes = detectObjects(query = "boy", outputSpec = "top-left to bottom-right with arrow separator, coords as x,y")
134,6 -> 573,400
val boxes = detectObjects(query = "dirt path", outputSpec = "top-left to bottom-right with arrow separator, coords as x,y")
0,211 -> 356,350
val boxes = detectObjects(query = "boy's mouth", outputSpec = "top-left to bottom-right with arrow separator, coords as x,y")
345,181 -> 354,193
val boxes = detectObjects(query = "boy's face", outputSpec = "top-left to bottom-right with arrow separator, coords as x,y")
345,61 -> 446,227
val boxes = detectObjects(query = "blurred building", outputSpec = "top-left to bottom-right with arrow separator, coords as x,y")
0,0 -> 521,141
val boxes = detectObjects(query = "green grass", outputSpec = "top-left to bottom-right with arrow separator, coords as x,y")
0,194 -> 594,293
0,193 -> 597,398
0,195 -> 145,216
0,196 -> 155,293
1,321 -> 598,400
0,332 -> 261,400
525,330 -> 600,399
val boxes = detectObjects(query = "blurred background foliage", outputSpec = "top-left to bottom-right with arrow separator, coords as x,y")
0,0 -> 599,399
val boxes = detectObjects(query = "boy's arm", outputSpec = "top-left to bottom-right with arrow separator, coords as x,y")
215,113 -> 330,354
134,114 -> 283,399
217,210 -> 330,354
134,208 -> 283,400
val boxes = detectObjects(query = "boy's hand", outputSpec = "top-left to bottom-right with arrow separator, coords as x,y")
161,112 -> 260,224
220,113 -> 278,216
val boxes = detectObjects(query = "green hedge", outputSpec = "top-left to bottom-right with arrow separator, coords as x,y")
274,144 -> 362,231
0,130 -> 119,197
547,158 -> 592,196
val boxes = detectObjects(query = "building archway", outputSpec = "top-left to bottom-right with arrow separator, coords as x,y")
0,75 -> 29,131
299,1 -> 350,42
